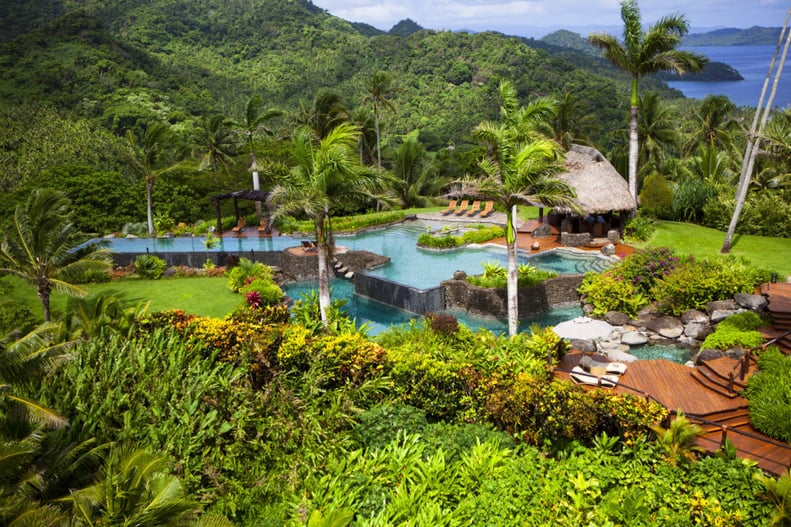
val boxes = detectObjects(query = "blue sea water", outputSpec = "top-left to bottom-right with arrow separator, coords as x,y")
666,45 -> 791,109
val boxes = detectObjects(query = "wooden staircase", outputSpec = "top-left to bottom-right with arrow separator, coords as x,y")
690,356 -> 755,398
760,282 -> 791,354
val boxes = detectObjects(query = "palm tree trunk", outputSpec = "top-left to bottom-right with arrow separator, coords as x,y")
146,178 -> 155,235
316,219 -> 331,327
506,208 -> 519,337
38,278 -> 51,323
628,104 -> 639,203
374,105 -> 382,170
722,10 -> 791,253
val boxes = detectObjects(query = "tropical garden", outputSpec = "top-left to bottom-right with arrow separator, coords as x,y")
2,0 -> 791,525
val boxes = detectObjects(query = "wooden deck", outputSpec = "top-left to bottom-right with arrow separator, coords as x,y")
761,282 -> 791,353
556,352 -> 791,475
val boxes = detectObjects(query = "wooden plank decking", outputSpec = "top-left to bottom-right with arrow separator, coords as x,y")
556,352 -> 791,475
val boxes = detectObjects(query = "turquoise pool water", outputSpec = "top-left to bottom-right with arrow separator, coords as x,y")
629,344 -> 694,364
100,220 -> 613,290
283,279 -> 583,336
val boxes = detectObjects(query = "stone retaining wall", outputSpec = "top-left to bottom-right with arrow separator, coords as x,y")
560,232 -> 592,247
442,274 -> 585,319
113,251 -> 282,268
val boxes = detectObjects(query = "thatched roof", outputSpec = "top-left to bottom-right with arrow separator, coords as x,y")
550,144 -> 636,214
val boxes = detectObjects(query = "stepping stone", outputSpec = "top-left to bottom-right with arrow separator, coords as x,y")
345,271 -> 354,279
621,331 -> 648,346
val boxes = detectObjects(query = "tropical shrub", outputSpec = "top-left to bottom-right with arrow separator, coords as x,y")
745,347 -> 791,442
638,172 -> 672,218
226,258 -> 273,292
133,254 -> 166,279
241,278 -> 283,308
466,261 -> 557,289
624,214 -> 656,242
418,225 -> 504,249
669,178 -> 716,222
701,327 -> 765,351
578,272 -> 647,318
651,256 -> 768,315
611,246 -> 682,296
424,311 -> 460,336
717,311 -> 766,332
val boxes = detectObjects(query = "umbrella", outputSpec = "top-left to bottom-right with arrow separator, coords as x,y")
553,316 -> 615,340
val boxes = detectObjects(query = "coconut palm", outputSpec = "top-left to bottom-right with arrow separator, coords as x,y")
687,94 -> 739,153
231,95 -> 282,222
388,132 -> 449,208
191,114 -> 237,176
296,90 -> 349,140
461,82 -> 578,337
362,70 -> 396,169
0,189 -> 111,323
553,91 -> 597,149
124,122 -> 192,235
270,122 -> 383,326
589,0 -> 706,202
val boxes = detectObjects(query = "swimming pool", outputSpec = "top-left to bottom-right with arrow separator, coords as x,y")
283,279 -> 583,336
99,220 -> 613,290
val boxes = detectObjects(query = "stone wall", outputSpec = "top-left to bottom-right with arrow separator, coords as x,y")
442,274 -> 585,319
113,251 -> 282,268
279,249 -> 390,281
355,273 -> 444,314
560,232 -> 592,247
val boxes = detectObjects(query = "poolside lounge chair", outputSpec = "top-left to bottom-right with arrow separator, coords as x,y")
466,200 -> 481,216
258,218 -> 269,233
301,240 -> 317,252
440,200 -> 458,215
479,201 -> 494,218
454,200 -> 470,215
570,366 -> 619,388
605,362 -> 628,376
231,217 -> 246,233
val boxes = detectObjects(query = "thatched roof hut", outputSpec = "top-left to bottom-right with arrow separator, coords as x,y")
550,144 -> 636,214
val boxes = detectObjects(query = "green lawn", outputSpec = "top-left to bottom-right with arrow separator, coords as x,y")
83,277 -> 240,318
637,221 -> 791,278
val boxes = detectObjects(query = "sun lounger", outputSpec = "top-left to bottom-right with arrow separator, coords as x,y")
605,362 -> 628,376
570,366 -> 619,388
258,218 -> 269,233
440,200 -> 458,215
231,217 -> 246,233
301,240 -> 317,252
466,200 -> 481,216
454,200 -> 469,215
479,201 -> 494,218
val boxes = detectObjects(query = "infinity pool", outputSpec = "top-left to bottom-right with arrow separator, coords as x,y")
100,220 -> 613,290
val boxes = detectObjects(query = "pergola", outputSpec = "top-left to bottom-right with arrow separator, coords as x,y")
209,189 -> 271,235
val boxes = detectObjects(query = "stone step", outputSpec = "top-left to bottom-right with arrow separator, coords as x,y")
345,271 -> 354,279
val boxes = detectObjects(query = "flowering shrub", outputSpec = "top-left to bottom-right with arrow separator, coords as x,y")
613,247 -> 683,296
241,278 -> 283,307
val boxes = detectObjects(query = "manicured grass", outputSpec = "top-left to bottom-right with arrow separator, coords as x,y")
83,277 -> 241,318
636,221 -> 791,278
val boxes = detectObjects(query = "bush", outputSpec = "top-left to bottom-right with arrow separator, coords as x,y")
418,225 -> 504,249
424,312 -> 460,336
745,347 -> 791,441
701,328 -> 765,351
467,261 -> 557,289
717,311 -> 766,332
226,258 -> 274,292
638,172 -> 673,218
578,272 -> 647,318
613,247 -> 683,296
134,254 -> 167,279
651,256 -> 768,315
241,278 -> 283,308
623,214 -> 656,242
77,269 -> 112,284
669,178 -> 716,222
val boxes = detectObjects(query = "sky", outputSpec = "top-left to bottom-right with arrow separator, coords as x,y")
310,0 -> 788,38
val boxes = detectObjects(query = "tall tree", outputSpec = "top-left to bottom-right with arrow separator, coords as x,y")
461,82 -> 578,337
553,91 -> 597,149
362,71 -> 396,169
589,0 -> 706,202
231,95 -> 282,222
296,90 -> 349,140
687,94 -> 739,153
0,189 -> 111,322
124,122 -> 191,235
191,114 -> 237,176
270,123 -> 383,326
722,9 -> 791,253
387,132 -> 449,208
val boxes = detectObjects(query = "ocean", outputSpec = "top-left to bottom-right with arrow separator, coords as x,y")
666,45 -> 791,109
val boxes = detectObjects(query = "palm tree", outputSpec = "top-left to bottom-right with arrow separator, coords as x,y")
755,469 -> 791,527
651,411 -> 704,466
0,189 -> 111,323
191,114 -> 237,176
362,71 -> 396,169
124,122 -> 192,235
270,123 -> 383,326
231,95 -> 282,222
589,0 -> 706,202
687,94 -> 739,153
553,91 -> 597,149
64,449 -> 201,527
296,90 -> 349,140
388,132 -> 449,208
461,82 -> 578,337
